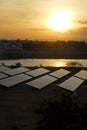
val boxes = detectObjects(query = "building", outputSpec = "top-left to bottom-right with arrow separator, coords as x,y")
5,41 -> 22,51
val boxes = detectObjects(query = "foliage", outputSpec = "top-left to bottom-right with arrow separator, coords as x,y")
35,94 -> 87,130
66,61 -> 82,67
15,62 -> 22,67
1,39 -> 87,51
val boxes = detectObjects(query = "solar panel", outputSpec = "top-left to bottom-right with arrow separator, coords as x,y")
0,66 -> 11,72
0,74 -> 32,87
25,68 -> 50,77
49,69 -> 70,78
58,76 -> 84,91
4,67 -> 30,76
26,75 -> 57,89
0,73 -> 8,79
75,70 -> 87,80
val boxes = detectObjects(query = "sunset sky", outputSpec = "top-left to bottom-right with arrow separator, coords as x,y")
0,0 -> 87,40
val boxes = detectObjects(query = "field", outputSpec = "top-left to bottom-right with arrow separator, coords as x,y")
0,85 -> 67,130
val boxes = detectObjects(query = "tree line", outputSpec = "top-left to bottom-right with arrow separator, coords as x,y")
0,39 -> 87,51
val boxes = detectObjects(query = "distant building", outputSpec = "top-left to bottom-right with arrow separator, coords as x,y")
0,40 -> 23,51
5,41 -> 22,51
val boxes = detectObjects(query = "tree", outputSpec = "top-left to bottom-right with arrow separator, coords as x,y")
35,94 -> 83,130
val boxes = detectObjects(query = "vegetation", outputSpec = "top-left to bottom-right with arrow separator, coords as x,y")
18,40 -> 87,51
0,85 -> 87,130
0,39 -> 87,59
0,39 -> 87,51
66,61 -> 82,67
35,94 -> 87,130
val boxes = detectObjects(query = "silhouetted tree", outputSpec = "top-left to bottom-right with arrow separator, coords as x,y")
15,62 -> 22,67
35,94 -> 84,130
67,61 -> 82,67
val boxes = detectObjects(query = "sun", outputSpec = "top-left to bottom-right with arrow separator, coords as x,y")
49,11 -> 73,32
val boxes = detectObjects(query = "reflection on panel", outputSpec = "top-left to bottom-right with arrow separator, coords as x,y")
26,75 -> 57,89
75,70 -> 87,79
59,76 -> 84,91
0,66 -> 11,72
25,68 -> 50,77
0,74 -> 32,87
4,67 -> 30,76
0,73 -> 8,79
49,69 -> 70,78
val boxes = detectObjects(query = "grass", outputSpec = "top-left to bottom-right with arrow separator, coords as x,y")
0,86 -> 61,130
0,87 -> 87,130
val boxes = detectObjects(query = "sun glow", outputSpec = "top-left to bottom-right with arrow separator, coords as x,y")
55,62 -> 67,67
49,11 -> 73,32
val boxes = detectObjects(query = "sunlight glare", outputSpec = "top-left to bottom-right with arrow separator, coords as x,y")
49,11 -> 73,32
55,62 -> 67,67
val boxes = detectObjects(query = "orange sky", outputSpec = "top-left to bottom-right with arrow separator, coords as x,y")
0,0 -> 87,40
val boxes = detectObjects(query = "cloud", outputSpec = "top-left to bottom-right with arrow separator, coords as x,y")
28,28 -> 50,31
77,27 -> 87,35
77,20 -> 87,25
65,26 -> 87,41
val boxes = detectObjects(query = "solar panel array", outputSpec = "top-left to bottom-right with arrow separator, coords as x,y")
0,66 -> 86,91
75,70 -> 87,80
25,68 -> 50,77
58,76 -> 84,91
26,75 -> 57,89
49,69 -> 70,78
